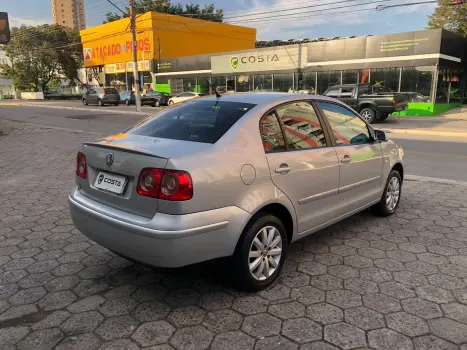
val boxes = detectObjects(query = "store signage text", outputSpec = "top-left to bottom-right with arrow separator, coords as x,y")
231,54 -> 279,69
84,37 -> 150,61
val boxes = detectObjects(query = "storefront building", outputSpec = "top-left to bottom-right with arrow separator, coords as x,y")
155,29 -> 466,115
80,11 -> 256,92
0,50 -> 15,99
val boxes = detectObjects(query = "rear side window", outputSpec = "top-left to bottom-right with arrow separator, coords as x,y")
127,100 -> 256,144
259,113 -> 286,152
325,88 -> 339,97
104,88 -> 119,94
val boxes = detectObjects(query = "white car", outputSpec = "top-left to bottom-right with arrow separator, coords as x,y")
168,92 -> 206,105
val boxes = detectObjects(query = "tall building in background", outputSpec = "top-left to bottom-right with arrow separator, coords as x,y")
52,0 -> 86,30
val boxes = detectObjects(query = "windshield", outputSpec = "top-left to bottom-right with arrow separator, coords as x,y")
127,100 -> 256,143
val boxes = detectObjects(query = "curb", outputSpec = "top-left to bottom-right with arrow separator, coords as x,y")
405,175 -> 467,187
11,103 -> 151,116
384,128 -> 467,138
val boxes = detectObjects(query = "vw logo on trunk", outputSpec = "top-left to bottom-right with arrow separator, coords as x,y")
105,153 -> 114,166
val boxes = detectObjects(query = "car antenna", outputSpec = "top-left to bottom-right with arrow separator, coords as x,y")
205,78 -> 221,98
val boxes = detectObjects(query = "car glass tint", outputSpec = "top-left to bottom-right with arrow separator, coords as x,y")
127,100 -> 256,144
276,102 -> 327,149
104,88 -> 119,94
318,102 -> 371,145
259,113 -> 286,152
340,87 -> 354,97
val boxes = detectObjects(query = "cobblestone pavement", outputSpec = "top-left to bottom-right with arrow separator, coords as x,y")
1,120 -> 467,350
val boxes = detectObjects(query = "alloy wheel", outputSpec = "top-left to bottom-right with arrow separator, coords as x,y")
386,176 -> 400,212
248,226 -> 283,281
361,110 -> 372,122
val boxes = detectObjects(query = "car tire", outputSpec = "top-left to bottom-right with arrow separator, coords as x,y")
373,169 -> 402,217
360,108 -> 376,124
114,102 -> 119,106
232,213 -> 288,292
169,100 -> 174,105
125,99 -> 130,106
98,99 -> 104,107
82,99 -> 88,106
154,100 -> 160,107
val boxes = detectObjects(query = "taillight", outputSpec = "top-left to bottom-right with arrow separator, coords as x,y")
76,152 -> 87,179
392,98 -> 396,104
137,168 -> 193,201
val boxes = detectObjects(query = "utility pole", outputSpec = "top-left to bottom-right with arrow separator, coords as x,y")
129,0 -> 142,111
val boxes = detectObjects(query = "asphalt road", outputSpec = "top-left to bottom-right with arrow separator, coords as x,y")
1,104 -> 467,182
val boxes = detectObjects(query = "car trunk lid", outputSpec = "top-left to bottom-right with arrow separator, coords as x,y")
77,134 -> 211,218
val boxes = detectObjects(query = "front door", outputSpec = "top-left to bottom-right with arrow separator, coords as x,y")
87,89 -> 98,104
316,101 -> 383,214
260,101 -> 340,234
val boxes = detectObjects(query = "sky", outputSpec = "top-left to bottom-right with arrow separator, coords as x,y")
2,0 -> 437,40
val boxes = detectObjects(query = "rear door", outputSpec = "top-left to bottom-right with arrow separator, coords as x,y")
316,101 -> 383,214
339,87 -> 358,110
261,101 -> 340,234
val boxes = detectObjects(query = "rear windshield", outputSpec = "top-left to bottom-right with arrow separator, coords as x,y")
127,100 -> 256,143
104,88 -> 119,94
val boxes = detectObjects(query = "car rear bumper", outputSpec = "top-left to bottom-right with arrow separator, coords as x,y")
68,187 -> 251,267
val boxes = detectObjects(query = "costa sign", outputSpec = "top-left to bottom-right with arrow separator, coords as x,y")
212,47 -> 307,74
84,37 -> 150,61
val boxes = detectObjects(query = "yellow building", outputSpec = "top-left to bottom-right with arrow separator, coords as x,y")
80,12 -> 256,91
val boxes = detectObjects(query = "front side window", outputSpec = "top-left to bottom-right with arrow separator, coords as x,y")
276,102 -> 327,149
259,113 -> 286,152
318,102 -> 371,145
340,87 -> 355,97
127,100 -> 256,144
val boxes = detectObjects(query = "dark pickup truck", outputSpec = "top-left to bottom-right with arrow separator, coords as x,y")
323,84 -> 408,123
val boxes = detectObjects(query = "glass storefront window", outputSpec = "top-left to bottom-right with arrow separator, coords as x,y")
358,69 -> 370,84
316,71 -> 342,95
236,75 -> 253,92
254,74 -> 272,92
342,70 -> 358,84
183,78 -> 196,92
296,72 -> 316,94
370,68 -> 399,92
273,73 -> 293,92
212,76 -> 226,94
197,77 -> 210,94
400,66 -> 433,102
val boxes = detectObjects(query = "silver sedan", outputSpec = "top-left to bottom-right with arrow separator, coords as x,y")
69,93 -> 404,291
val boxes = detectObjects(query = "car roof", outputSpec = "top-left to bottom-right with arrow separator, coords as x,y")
198,92 -> 341,109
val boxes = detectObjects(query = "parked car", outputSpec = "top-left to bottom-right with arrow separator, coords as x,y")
83,87 -> 120,106
142,91 -> 171,107
120,90 -> 135,105
323,84 -> 408,123
69,93 -> 404,291
168,92 -> 206,105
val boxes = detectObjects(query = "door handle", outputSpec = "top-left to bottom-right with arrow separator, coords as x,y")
340,155 -> 351,164
275,164 -> 291,174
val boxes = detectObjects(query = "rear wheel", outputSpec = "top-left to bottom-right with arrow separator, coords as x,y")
360,108 -> 376,124
232,213 -> 288,291
125,99 -> 130,106
114,102 -> 119,106
154,100 -> 160,107
98,99 -> 104,107
373,170 -> 402,217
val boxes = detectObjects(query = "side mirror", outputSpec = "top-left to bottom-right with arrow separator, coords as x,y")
375,130 -> 387,142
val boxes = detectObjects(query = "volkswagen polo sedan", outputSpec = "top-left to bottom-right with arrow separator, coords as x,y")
69,93 -> 404,291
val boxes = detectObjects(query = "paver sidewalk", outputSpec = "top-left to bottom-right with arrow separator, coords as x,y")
1,119 -> 467,349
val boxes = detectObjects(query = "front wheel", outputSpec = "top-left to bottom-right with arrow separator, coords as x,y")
98,99 -> 104,107
154,100 -> 160,107
169,100 -> 174,106
232,213 -> 288,292
82,99 -> 88,106
360,108 -> 376,124
373,170 -> 402,217
125,99 -> 130,106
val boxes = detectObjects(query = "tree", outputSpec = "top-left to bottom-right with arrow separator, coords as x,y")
1,24 -> 85,92
427,0 -> 467,37
103,0 -> 223,23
